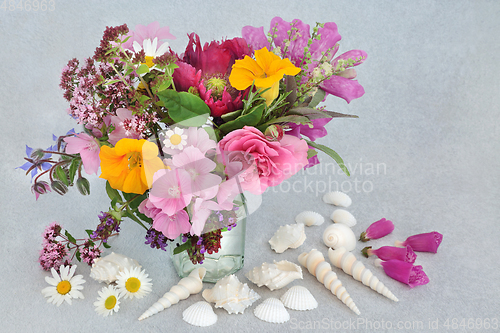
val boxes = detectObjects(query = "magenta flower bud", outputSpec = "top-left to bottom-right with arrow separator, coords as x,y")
375,259 -> 429,288
395,231 -> 443,253
362,245 -> 416,263
264,124 -> 284,141
359,218 -> 394,242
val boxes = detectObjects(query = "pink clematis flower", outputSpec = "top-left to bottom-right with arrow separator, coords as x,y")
395,231 -> 443,253
375,259 -> 430,288
359,218 -> 395,242
362,245 -> 417,264
63,132 -> 100,175
148,169 -> 193,216
152,210 -> 190,240
108,108 -> 143,145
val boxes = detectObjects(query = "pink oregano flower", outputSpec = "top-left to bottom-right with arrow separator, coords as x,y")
362,245 -> 416,264
395,231 -> 443,253
63,132 -> 100,175
375,259 -> 430,288
359,218 -> 394,242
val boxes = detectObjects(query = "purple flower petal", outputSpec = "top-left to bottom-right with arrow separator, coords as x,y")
309,22 -> 341,62
242,25 -> 270,51
320,75 -> 365,103
367,245 -> 417,263
360,218 -> 394,241
378,259 -> 430,288
397,231 -> 443,253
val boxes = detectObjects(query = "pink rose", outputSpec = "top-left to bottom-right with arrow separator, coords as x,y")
218,126 -> 309,194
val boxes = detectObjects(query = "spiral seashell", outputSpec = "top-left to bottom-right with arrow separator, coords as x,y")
254,298 -> 290,324
330,209 -> 357,227
182,301 -> 217,327
246,260 -> 303,291
138,267 -> 206,320
269,223 -> 306,253
323,223 -> 357,251
90,252 -> 141,284
295,211 -> 325,226
202,274 -> 260,314
298,249 -> 360,315
328,247 -> 398,302
322,191 -> 352,207
280,286 -> 318,311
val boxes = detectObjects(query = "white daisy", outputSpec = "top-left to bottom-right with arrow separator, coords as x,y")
41,265 -> 85,306
94,285 -> 122,317
133,37 -> 170,70
163,127 -> 188,151
115,267 -> 152,300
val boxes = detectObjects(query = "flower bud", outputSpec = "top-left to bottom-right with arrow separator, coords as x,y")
76,177 -> 91,195
375,259 -> 429,288
264,124 -> 284,141
31,181 -> 52,200
30,148 -> 46,162
395,231 -> 443,253
359,218 -> 394,242
50,180 -> 68,195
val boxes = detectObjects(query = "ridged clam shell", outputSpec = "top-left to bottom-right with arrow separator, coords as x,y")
330,209 -> 357,227
246,260 -> 303,291
295,211 -> 325,226
90,252 -> 141,284
323,223 -> 357,251
269,223 -> 306,253
280,286 -> 318,311
182,301 -> 217,327
322,191 -> 352,207
254,298 -> 290,324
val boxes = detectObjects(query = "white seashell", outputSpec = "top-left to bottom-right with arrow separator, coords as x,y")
330,209 -> 357,227
295,211 -> 325,226
90,252 -> 141,284
246,260 -> 303,291
298,249 -> 360,315
254,298 -> 290,324
322,191 -> 352,207
280,286 -> 318,311
328,247 -> 399,302
182,301 -> 217,327
138,268 -> 206,320
202,274 -> 260,314
323,223 -> 357,251
269,223 -> 306,253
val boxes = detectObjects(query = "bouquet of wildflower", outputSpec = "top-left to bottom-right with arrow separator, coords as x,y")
20,18 -> 367,271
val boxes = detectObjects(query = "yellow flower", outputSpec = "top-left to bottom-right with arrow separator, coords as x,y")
229,47 -> 301,105
99,139 -> 164,194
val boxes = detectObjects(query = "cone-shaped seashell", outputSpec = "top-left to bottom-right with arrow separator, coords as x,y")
295,211 -> 325,226
138,268 -> 206,320
202,274 -> 260,314
254,298 -> 290,324
269,223 -> 306,253
330,209 -> 357,227
280,286 -> 318,311
322,191 -> 352,207
246,260 -> 303,291
298,249 -> 360,315
90,252 -> 141,284
182,301 -> 217,327
323,223 -> 357,251
328,247 -> 398,302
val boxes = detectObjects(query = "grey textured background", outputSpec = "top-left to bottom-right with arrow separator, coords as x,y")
1,1 -> 499,332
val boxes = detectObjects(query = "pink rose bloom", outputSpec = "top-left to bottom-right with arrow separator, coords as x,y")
218,126 -> 309,194
108,108 -> 142,145
63,132 -> 100,175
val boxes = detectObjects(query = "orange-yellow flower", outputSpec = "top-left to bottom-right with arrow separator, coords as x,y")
99,139 -> 164,194
229,47 -> 301,105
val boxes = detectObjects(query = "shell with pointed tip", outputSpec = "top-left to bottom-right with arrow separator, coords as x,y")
330,209 -> 357,227
295,211 -> 325,226
254,298 -> 290,324
90,252 -> 141,284
202,274 -> 260,314
182,301 -> 217,327
322,191 -> 352,207
323,223 -> 357,251
269,223 -> 306,253
298,249 -> 360,315
328,247 -> 398,302
246,260 -> 303,291
280,286 -> 318,311
138,268 -> 206,321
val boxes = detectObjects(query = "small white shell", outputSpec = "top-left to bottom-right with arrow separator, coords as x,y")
322,191 -> 352,207
254,298 -> 290,324
90,252 -> 141,284
323,223 -> 357,251
182,301 -> 217,327
330,209 -> 357,227
246,260 -> 303,291
295,211 -> 325,226
280,286 -> 318,311
269,223 -> 306,253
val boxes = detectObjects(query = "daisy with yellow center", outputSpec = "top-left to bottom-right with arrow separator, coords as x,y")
163,127 -> 188,151
115,267 -> 152,300
133,37 -> 170,69
41,265 -> 85,306
94,285 -> 122,317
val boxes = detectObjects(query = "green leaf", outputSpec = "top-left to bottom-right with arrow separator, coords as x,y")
75,249 -> 81,262
103,242 -> 111,249
306,140 -> 350,176
54,165 -> 69,186
307,149 -> 318,159
220,109 -> 243,122
173,241 -> 191,255
139,95 -> 150,103
64,230 -> 76,244
261,115 -> 313,129
288,107 -> 358,120
85,229 -> 93,237
68,158 -> 81,184
157,90 -> 210,127
106,181 -> 122,203
136,64 -> 150,75
103,79 -> 122,86
157,77 -> 173,92
308,88 -> 326,108
219,104 -> 265,134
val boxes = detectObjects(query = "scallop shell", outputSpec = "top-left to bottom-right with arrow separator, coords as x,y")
269,223 -> 306,253
323,223 -> 357,251
322,191 -> 352,207
330,209 -> 357,227
280,286 -> 318,311
295,211 -> 325,226
246,260 -> 303,291
182,301 -> 217,327
90,252 -> 141,284
202,274 -> 260,314
254,298 -> 290,324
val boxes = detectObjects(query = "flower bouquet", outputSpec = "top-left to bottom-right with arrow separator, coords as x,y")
20,18 -> 367,279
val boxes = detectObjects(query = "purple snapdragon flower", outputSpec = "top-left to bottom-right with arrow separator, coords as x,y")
375,259 -> 430,288
362,245 -> 417,264
359,218 -> 395,242
395,231 -> 443,253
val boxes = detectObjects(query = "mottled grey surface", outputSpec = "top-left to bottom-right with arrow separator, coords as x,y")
1,1 -> 499,332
